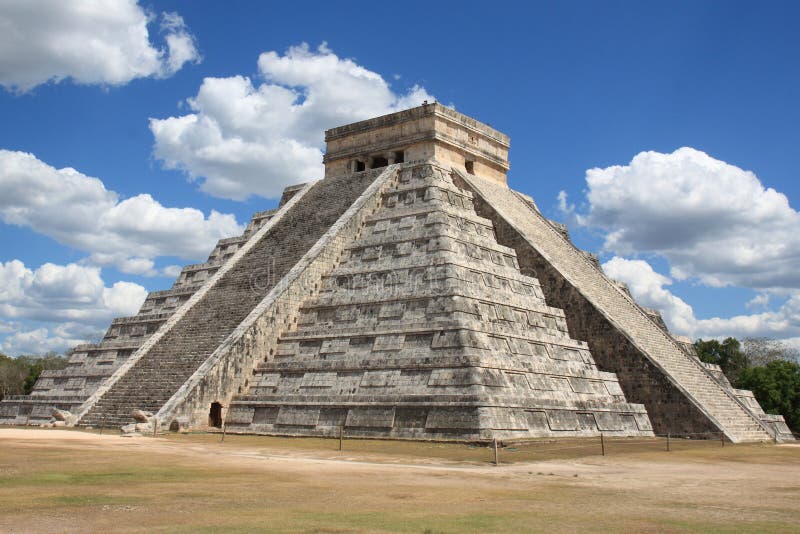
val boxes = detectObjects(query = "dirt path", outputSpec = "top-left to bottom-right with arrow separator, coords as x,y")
2,428 -> 794,483
2,428 -> 799,532
6,429 -> 800,496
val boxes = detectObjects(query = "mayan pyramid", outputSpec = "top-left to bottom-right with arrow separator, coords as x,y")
1,104 -> 792,442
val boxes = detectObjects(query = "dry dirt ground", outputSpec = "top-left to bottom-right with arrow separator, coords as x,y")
1,428 -> 799,533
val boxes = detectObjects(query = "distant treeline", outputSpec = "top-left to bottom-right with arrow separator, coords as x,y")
0,352 -> 68,400
694,337 -> 800,432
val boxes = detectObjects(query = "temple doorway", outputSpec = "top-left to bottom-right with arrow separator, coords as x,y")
209,402 -> 223,428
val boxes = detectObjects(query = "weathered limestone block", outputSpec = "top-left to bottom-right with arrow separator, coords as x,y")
276,406 -> 320,427
168,417 -> 191,432
132,409 -> 153,423
51,408 -> 72,421
425,408 -> 480,430
346,407 -> 395,428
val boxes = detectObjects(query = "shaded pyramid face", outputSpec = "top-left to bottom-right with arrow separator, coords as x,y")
226,162 -> 652,440
0,203 -> 284,426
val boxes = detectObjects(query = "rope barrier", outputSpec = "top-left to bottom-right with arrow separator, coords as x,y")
485,429 -> 755,462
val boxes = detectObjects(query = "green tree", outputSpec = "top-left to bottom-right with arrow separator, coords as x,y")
694,337 -> 749,384
738,360 -> 800,432
0,352 -> 68,400
23,360 -> 43,395
742,337 -> 799,367
16,352 -> 68,394
0,353 -> 29,400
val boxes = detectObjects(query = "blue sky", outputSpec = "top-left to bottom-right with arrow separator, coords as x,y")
1,0 -> 799,354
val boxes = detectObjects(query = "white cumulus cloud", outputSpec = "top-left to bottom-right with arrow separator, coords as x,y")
1,325 -> 90,356
0,258 -> 148,353
0,0 -> 200,92
0,150 -> 243,275
564,147 -> 800,290
603,256 -> 800,344
0,259 -> 146,324
150,42 -> 434,200
0,320 -> 20,335
602,257 -> 698,335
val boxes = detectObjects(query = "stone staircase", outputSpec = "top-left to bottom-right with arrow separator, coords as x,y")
460,172 -> 772,443
78,170 -> 382,429
1,190 -> 297,426
225,162 -> 652,440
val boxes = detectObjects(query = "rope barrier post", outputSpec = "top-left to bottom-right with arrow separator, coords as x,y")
600,432 -> 605,456
220,420 -> 226,443
152,416 -> 158,438
25,415 -> 30,427
338,425 -> 344,451
720,432 -> 724,447
666,433 -> 671,452
493,438 -> 499,465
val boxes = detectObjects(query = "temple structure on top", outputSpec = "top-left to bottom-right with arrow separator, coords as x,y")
324,102 -> 510,184
0,103 -> 792,443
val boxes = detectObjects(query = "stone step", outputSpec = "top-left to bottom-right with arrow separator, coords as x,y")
461,173 -> 772,443
78,171 -> 384,427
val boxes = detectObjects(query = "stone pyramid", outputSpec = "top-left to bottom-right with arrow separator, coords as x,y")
224,162 -> 651,440
0,189 -> 302,426
1,103 -> 791,442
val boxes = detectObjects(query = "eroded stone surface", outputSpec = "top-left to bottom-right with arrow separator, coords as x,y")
225,163 -> 651,440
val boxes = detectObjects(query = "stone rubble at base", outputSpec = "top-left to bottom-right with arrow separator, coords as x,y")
0,103 -> 792,442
